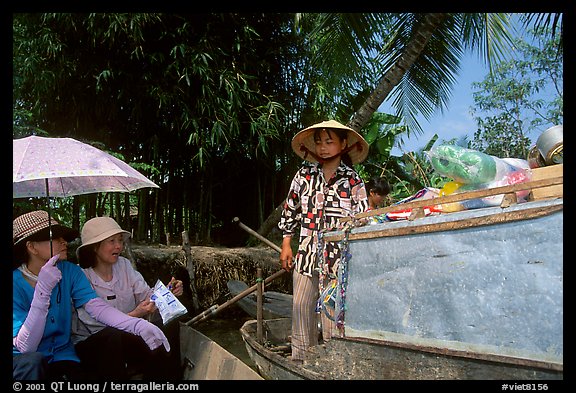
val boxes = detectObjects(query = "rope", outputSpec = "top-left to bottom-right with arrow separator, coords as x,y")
317,213 -> 363,325
315,230 -> 326,314
336,225 -> 352,331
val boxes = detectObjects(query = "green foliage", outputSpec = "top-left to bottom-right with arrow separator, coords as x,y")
354,113 -> 401,177
13,13 -> 297,243
470,115 -> 533,158
469,27 -> 563,159
355,113 -> 436,202
12,12 -> 563,244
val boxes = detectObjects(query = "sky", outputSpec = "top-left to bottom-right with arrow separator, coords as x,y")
388,53 -> 490,156
386,15 -> 561,157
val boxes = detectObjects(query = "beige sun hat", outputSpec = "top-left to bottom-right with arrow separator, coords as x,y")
291,120 -> 369,164
76,216 -> 131,260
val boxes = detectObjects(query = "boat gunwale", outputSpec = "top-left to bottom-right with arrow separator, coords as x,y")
242,318 -> 563,379
324,201 -> 563,242
340,331 -> 563,373
179,322 -> 264,380
227,280 -> 292,319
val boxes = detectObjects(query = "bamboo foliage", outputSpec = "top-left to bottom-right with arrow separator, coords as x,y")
13,13 -> 561,244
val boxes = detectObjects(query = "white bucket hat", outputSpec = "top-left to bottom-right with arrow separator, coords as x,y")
76,216 -> 131,261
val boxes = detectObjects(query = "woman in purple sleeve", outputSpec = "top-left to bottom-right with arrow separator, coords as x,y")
73,216 -> 184,379
13,211 -> 169,380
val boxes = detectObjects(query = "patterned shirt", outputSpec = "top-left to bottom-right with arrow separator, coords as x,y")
278,161 -> 369,277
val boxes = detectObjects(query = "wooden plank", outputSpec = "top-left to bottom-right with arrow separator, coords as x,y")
338,175 -> 563,226
325,203 -> 563,242
528,164 -> 563,201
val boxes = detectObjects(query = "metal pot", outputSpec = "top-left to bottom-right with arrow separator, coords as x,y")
536,125 -> 563,165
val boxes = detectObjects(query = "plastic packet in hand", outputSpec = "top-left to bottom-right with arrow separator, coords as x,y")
150,279 -> 188,325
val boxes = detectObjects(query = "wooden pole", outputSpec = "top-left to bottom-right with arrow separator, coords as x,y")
232,217 -> 282,253
185,218 -> 287,326
186,269 -> 286,326
186,305 -> 218,326
182,230 -> 200,312
256,267 -> 263,343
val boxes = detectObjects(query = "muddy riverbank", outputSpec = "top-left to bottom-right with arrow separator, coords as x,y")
129,243 -> 292,317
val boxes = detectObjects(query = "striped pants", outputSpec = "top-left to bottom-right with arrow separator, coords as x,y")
290,269 -> 335,361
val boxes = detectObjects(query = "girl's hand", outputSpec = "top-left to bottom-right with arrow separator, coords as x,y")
280,237 -> 294,272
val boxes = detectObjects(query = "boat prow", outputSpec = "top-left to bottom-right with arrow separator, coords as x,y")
240,192 -> 563,379
240,318 -> 323,380
241,171 -> 563,380
180,322 -> 263,380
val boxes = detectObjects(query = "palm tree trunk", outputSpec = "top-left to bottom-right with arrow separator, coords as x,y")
349,13 -> 449,131
257,202 -> 284,240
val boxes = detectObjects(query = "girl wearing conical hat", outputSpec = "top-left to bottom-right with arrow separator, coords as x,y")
278,120 -> 370,363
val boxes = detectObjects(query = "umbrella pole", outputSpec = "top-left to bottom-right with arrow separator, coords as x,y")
45,179 -> 53,256
45,179 -> 62,305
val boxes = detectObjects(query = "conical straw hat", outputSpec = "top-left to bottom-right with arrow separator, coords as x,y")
291,120 -> 369,164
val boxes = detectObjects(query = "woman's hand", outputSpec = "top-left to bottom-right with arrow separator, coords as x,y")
35,254 -> 62,297
168,277 -> 184,297
129,299 -> 157,318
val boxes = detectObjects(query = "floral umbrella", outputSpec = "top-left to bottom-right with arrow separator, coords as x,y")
13,135 -> 159,251
13,135 -> 159,198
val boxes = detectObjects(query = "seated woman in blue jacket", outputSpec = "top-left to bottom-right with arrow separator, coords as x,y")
12,210 -> 169,380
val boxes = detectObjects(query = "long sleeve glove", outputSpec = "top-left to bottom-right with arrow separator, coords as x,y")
84,297 -> 170,352
13,255 -> 61,353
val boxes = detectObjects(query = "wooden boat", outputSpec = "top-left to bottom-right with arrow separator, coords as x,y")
240,318 -> 322,380
240,169 -> 563,380
179,322 -> 263,380
227,279 -> 292,319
